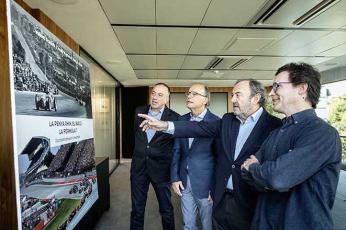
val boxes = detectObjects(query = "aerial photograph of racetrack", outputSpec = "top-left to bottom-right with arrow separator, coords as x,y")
18,137 -> 98,230
11,3 -> 92,118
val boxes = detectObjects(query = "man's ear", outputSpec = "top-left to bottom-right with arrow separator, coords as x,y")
298,83 -> 308,96
252,93 -> 261,104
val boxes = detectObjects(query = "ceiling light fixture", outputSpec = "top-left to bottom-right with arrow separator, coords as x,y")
105,60 -> 121,65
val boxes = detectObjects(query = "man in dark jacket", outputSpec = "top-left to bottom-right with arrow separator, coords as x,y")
242,63 -> 342,230
139,79 -> 282,230
130,83 -> 179,230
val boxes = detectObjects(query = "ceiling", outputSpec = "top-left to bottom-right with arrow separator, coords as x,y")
24,0 -> 346,87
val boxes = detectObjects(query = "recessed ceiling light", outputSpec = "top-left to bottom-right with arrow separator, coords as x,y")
50,0 -> 78,5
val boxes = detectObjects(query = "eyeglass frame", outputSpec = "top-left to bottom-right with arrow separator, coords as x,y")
185,91 -> 208,98
272,81 -> 292,92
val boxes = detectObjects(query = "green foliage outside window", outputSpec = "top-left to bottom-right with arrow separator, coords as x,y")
265,99 -> 283,119
327,95 -> 346,161
265,95 -> 346,161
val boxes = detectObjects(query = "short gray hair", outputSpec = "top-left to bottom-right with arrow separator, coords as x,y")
235,79 -> 266,107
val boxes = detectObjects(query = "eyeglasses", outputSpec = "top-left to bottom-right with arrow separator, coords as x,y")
272,81 -> 292,92
185,91 -> 207,98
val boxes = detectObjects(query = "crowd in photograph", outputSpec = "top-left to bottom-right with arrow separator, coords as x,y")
13,53 -> 58,94
25,139 -> 96,185
57,182 -> 94,230
21,197 -> 59,230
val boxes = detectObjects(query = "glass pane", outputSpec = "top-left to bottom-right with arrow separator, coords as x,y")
169,93 -> 189,115
209,93 -> 228,118
320,80 -> 346,162
80,51 -> 117,167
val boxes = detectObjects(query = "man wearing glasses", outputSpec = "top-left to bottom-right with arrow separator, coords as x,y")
138,79 -> 282,229
171,84 -> 219,230
242,63 -> 342,229
131,83 -> 179,230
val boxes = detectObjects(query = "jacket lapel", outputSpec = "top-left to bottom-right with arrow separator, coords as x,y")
139,106 -> 150,143
182,114 -> 190,152
189,110 -> 211,152
222,114 -> 240,163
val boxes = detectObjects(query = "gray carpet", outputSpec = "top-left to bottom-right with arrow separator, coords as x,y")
94,162 -> 183,230
94,162 -> 346,230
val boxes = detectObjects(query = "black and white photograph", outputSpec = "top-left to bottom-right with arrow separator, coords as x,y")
11,2 -> 92,118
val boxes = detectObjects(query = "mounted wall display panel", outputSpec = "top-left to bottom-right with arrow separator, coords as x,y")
0,0 -> 17,228
7,1 -> 98,229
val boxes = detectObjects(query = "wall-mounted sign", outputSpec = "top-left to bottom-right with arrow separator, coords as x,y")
7,1 -> 99,229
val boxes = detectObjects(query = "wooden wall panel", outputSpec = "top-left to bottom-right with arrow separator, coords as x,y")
149,84 -> 273,113
0,0 -> 18,229
149,86 -> 234,112
31,9 -> 79,54
169,87 -> 233,112
14,0 -> 32,14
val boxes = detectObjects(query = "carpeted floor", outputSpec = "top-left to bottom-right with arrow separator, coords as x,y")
94,161 -> 183,230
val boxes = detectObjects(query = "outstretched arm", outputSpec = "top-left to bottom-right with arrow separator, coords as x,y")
138,113 -> 221,138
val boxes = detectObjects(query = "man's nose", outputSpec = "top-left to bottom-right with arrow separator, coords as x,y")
231,95 -> 236,102
269,88 -> 275,96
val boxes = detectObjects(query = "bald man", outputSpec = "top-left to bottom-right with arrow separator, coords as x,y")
130,83 -> 179,230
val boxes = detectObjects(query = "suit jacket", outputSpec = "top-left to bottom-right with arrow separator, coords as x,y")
173,109 -> 282,211
131,105 -> 180,183
170,109 -> 220,199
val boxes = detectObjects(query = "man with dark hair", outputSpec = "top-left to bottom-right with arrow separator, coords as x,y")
130,83 -> 179,230
242,63 -> 342,230
139,79 -> 282,230
275,62 -> 321,108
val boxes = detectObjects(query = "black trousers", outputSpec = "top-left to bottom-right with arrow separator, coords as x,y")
130,172 -> 175,230
212,191 -> 253,230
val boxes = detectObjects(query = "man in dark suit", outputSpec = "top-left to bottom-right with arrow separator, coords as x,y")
138,79 -> 282,230
130,83 -> 179,230
171,84 -> 219,230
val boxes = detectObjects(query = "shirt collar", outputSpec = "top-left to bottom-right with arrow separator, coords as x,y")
288,108 -> 316,124
190,108 -> 208,120
149,106 -> 164,116
236,107 -> 263,124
